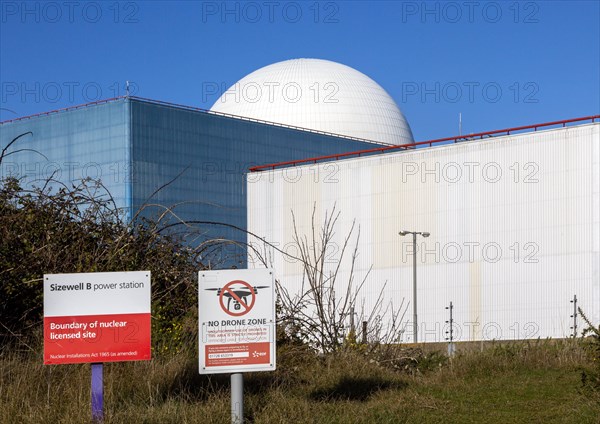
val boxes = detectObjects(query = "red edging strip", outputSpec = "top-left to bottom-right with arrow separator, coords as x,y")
248,115 -> 600,172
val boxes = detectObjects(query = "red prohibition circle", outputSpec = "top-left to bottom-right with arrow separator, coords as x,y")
219,280 -> 256,317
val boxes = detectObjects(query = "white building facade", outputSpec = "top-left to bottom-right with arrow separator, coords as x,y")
247,121 -> 600,343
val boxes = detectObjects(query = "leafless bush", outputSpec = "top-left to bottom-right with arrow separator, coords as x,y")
265,204 -> 408,353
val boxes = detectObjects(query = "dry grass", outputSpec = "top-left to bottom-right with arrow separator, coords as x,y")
1,340 -> 598,423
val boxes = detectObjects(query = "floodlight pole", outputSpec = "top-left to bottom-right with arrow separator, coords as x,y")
412,232 -> 417,343
399,230 -> 430,344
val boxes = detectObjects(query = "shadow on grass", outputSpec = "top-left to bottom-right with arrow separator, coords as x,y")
164,359 -> 291,401
158,359 -> 231,401
163,343 -> 321,401
310,376 -> 407,402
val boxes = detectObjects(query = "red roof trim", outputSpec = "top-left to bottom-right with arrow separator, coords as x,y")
249,115 -> 600,172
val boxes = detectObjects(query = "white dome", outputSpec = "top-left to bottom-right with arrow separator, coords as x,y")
210,58 -> 413,145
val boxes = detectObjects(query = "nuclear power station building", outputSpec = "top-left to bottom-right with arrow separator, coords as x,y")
1,58 -> 598,342
0,59 -> 410,265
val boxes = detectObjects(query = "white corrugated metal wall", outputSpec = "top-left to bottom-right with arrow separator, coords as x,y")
247,123 -> 600,343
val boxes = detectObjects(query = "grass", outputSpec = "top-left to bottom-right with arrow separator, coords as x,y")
1,340 -> 598,423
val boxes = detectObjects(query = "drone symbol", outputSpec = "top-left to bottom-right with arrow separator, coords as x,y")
205,280 -> 269,316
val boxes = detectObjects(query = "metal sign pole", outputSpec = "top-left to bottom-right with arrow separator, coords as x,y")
231,373 -> 244,424
91,363 -> 103,422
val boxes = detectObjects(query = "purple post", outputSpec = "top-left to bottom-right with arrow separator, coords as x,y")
91,363 -> 103,422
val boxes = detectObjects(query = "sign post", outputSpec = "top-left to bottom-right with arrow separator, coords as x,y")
198,269 -> 276,423
231,372 -> 243,424
44,271 -> 151,421
91,363 -> 103,422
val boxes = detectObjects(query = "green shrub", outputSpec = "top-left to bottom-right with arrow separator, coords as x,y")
0,174 -> 204,355
578,308 -> 600,400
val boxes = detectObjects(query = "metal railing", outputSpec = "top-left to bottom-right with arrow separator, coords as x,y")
0,97 -> 123,125
0,96 -> 391,147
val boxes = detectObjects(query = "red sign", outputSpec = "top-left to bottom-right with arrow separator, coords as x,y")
44,271 -> 151,365
44,313 -> 151,364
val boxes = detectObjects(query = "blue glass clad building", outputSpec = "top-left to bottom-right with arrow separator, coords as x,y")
0,97 -> 383,265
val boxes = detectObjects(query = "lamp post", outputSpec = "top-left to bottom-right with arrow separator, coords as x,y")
399,230 -> 430,343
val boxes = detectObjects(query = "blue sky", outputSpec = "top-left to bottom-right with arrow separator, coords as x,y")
1,0 -> 599,140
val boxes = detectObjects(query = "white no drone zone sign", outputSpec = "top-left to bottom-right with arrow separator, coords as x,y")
198,269 -> 276,374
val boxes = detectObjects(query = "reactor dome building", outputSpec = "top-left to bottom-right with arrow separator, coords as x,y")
210,58 -> 414,145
